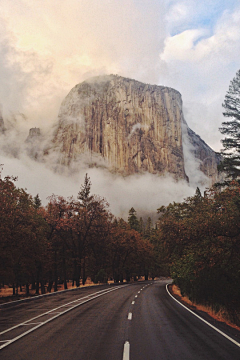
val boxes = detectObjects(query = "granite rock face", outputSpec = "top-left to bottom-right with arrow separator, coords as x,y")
25,127 -> 42,160
0,109 -> 5,133
51,75 -> 220,183
26,127 -> 41,141
186,126 -> 221,184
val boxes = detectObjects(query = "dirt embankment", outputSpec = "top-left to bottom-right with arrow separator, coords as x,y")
169,284 -> 240,332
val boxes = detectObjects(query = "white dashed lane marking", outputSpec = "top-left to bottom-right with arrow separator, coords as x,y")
122,341 -> 130,360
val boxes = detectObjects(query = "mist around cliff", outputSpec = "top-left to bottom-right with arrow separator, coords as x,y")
0,118 -> 208,221
0,153 -> 198,221
181,121 -> 210,188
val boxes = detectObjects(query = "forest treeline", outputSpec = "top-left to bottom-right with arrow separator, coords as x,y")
0,173 -> 155,296
1,172 -> 240,325
157,184 -> 240,326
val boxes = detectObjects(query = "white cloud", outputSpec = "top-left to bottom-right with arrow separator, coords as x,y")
163,7 -> 240,62
160,4 -> 240,151
160,29 -> 210,62
0,0 -> 167,127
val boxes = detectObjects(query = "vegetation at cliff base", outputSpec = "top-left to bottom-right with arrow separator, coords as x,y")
0,173 -> 154,297
1,171 -> 240,327
155,184 -> 240,326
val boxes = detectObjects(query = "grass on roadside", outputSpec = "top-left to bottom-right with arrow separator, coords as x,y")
171,284 -> 240,332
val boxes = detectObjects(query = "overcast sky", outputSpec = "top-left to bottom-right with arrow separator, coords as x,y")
1,0 -> 239,149
0,0 -> 240,214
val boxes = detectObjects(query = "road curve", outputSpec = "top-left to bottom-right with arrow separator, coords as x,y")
0,280 -> 240,360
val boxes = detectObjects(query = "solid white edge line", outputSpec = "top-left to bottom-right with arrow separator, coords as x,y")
0,285 -> 129,351
166,284 -> 240,348
122,341 -> 130,360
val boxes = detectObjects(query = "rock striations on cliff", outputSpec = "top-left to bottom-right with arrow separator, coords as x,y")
186,126 -> 221,183
51,75 -> 220,184
0,107 -> 5,134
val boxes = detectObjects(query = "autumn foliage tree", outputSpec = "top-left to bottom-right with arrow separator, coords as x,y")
0,172 -> 155,297
0,175 -> 48,295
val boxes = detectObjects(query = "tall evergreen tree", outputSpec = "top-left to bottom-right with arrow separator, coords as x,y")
77,173 -> 93,207
139,217 -> 144,235
219,69 -> 240,180
128,207 -> 139,231
145,217 -> 152,238
33,194 -> 42,209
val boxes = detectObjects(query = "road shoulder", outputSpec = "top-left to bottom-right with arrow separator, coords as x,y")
168,283 -> 240,345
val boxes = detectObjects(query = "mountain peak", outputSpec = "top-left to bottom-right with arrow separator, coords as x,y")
50,75 -> 220,184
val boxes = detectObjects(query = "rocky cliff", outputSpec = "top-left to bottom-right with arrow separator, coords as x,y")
0,108 -> 5,133
26,127 -> 41,140
25,127 -> 42,160
51,75 -> 220,183
186,126 -> 221,184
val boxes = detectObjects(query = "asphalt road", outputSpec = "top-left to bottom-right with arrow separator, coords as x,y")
0,280 -> 240,360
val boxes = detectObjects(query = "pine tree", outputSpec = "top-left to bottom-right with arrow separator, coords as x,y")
219,69 -> 240,180
77,173 -> 93,207
193,187 -> 202,205
33,194 -> 42,209
145,217 -> 152,238
139,217 -> 144,235
128,207 -> 139,231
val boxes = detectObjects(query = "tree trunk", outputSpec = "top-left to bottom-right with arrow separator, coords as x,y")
76,262 -> 81,287
36,281 -> 39,295
54,250 -> 58,292
36,268 -> 40,295
54,281 -> 58,292
82,258 -> 86,286
47,280 -> 53,293
72,258 -> 77,287
41,282 -> 45,294
145,270 -> 149,281
114,273 -> 119,283
62,249 -> 68,290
